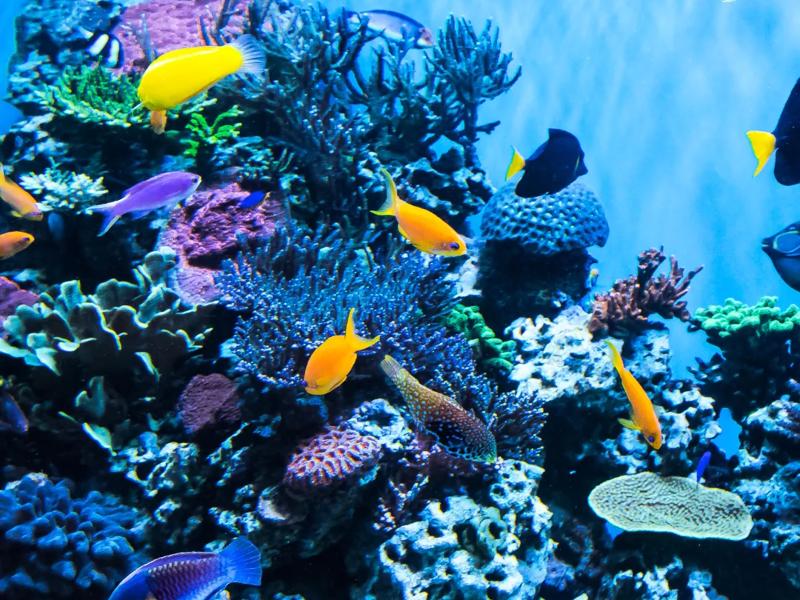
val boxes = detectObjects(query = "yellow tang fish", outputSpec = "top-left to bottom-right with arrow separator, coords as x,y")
0,231 -> 34,259
606,341 -> 662,450
371,169 -> 467,257
303,308 -> 379,395
137,35 -> 265,134
0,165 -> 43,221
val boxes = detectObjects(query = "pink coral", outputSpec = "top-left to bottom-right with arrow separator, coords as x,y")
0,277 -> 39,322
178,373 -> 241,434
158,182 -> 284,303
283,426 -> 383,495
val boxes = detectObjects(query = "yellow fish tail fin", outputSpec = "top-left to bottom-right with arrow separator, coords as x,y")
0,163 -> 6,186
617,417 -> 639,431
379,354 -> 405,383
150,110 -> 167,134
505,146 -> 525,180
229,34 -> 266,75
371,169 -> 400,216
345,308 -> 379,351
746,130 -> 776,176
605,340 -> 624,372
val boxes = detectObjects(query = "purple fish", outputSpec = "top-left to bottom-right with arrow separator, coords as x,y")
109,537 -> 261,600
87,171 -> 201,236
348,10 -> 434,48
0,392 -> 28,434
694,450 -> 712,485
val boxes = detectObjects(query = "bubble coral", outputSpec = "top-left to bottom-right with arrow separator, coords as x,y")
588,472 -> 753,541
282,426 -> 383,495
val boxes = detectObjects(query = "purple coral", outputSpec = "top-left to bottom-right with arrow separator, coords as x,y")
0,277 -> 38,322
178,373 -> 241,434
283,426 -> 383,495
158,182 -> 284,303
589,247 -> 703,338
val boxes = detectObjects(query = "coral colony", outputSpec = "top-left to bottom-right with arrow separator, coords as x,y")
0,0 -> 795,599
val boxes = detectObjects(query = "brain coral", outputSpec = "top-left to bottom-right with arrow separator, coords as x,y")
283,426 -> 383,495
588,472 -> 753,541
480,181 -> 609,256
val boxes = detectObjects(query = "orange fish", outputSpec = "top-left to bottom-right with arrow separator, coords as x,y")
606,341 -> 662,450
371,169 -> 466,257
0,165 -> 43,221
303,308 -> 379,395
0,231 -> 34,259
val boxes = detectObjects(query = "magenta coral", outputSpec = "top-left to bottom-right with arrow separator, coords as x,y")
589,247 -> 703,338
283,426 -> 383,495
0,277 -> 39,322
178,373 -> 241,434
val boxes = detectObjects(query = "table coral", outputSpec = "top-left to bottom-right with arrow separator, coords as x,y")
588,472 -> 753,540
0,473 -> 144,598
589,247 -> 702,338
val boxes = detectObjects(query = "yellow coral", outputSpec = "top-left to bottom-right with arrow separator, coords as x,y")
588,472 -> 752,541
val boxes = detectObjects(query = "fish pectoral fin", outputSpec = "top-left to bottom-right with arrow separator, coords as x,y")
617,418 -> 639,431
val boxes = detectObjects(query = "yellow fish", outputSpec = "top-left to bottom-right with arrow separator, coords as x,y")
0,165 -> 43,221
303,308 -> 379,395
606,341 -> 662,450
371,169 -> 467,257
137,35 -> 265,134
0,231 -> 34,259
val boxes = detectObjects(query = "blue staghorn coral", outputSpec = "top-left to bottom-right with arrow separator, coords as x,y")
0,473 -> 145,598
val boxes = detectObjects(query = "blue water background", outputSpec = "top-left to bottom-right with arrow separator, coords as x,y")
2,1 -> 799,377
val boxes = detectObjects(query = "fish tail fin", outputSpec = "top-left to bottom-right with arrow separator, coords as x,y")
220,537 -> 262,587
379,355 -> 405,383
230,34 -> 266,75
0,163 -> 6,186
605,340 -> 623,372
345,308 -> 380,351
505,146 -> 525,180
746,130 -> 776,176
86,200 -> 122,236
371,169 -> 399,216
150,110 -> 167,134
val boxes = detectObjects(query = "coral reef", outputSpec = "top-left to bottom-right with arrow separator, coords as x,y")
479,182 -> 609,324
589,247 -> 703,338
0,277 -> 38,321
0,473 -> 144,598
445,303 -> 517,375
17,165 -> 106,212
178,373 -> 241,435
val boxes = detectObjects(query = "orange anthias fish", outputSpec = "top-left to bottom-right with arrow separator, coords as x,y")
0,165 -> 43,221
303,308 -> 379,395
0,231 -> 34,259
371,169 -> 467,257
379,355 -> 496,463
606,341 -> 662,450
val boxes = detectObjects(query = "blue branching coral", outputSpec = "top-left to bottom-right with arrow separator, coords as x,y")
0,474 -> 145,598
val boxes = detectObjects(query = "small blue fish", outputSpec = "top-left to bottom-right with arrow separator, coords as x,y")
0,392 -> 28,434
109,537 -> 261,600
87,172 -> 201,236
694,450 -> 712,486
347,10 -> 434,48
239,191 -> 266,209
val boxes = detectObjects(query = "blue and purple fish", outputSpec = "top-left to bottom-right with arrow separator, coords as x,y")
0,392 -> 28,434
347,10 -> 434,48
238,190 -> 266,209
87,171 -> 201,236
109,537 -> 261,600
693,450 -> 712,486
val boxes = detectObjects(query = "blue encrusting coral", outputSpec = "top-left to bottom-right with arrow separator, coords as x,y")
0,0 -> 796,598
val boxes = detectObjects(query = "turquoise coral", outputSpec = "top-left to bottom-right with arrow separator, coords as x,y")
445,303 -> 516,374
18,165 -> 107,212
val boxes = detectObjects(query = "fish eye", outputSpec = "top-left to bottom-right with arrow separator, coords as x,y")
449,241 -> 460,250
647,435 -> 655,443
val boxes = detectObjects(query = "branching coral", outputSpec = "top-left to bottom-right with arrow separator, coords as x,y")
489,390 -> 547,465
0,473 -> 145,598
690,297 -> 800,417
181,103 -> 244,172
18,165 -> 107,212
589,247 -> 703,338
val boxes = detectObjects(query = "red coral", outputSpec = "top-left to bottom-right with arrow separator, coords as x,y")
283,426 -> 383,495
178,373 -> 241,434
589,247 -> 703,338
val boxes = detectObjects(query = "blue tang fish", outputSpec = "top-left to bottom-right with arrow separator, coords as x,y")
763,222 -> 800,291
747,78 -> 800,185
347,10 -> 434,48
87,172 -> 201,236
109,537 -> 262,600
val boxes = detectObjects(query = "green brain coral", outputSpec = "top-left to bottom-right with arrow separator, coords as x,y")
445,304 -> 516,374
588,472 -> 752,541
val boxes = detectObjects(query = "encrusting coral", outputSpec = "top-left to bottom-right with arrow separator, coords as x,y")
589,247 -> 703,338
178,373 -> 241,435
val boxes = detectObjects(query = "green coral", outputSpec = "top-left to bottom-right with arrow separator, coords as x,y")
18,165 -> 107,212
181,104 -> 244,171
691,297 -> 800,416
0,249 -> 216,448
445,304 -> 516,374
